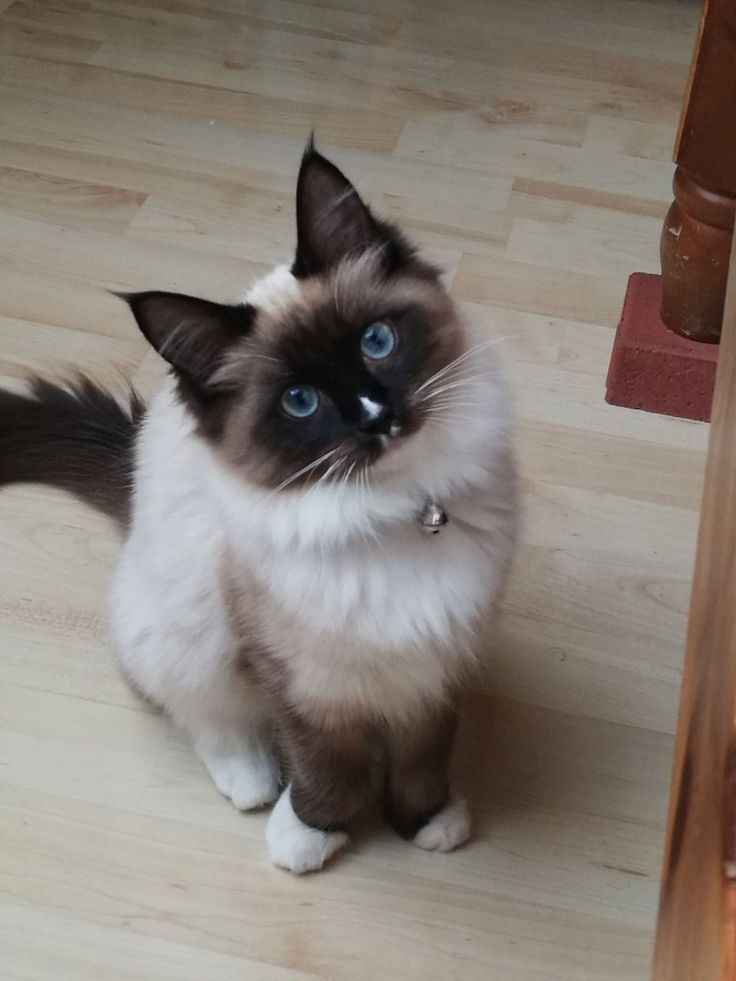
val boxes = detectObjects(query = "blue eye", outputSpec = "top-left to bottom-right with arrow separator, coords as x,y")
361,321 -> 396,360
281,385 -> 319,418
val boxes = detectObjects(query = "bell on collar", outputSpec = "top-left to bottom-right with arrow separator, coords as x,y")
417,499 -> 448,534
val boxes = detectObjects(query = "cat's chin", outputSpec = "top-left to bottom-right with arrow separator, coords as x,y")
367,431 -> 416,479
343,429 -> 408,480
369,417 -> 448,481
378,432 -> 403,455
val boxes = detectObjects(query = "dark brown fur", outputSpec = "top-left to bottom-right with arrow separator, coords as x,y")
277,707 -> 458,835
384,707 -> 458,838
281,713 -> 374,832
0,377 -> 144,526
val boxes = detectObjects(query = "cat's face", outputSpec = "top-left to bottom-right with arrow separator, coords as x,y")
215,254 -> 464,491
124,146 -> 469,492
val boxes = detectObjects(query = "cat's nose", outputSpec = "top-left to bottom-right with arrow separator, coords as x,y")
357,395 -> 395,436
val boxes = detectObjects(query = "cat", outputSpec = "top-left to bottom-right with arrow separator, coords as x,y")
0,144 -> 518,873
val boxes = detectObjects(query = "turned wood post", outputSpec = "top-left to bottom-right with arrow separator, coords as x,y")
660,0 -> 736,343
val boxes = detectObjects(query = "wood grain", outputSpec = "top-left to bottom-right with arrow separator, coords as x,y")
675,0 -> 736,193
0,1 -> 706,978
652,238 -> 736,978
659,0 -> 736,341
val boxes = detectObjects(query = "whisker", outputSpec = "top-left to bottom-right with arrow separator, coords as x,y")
316,454 -> 346,487
416,341 -> 493,392
339,461 -> 356,497
304,453 -> 347,500
431,409 -> 478,419
247,354 -> 284,365
425,409 -> 479,424
362,469 -> 388,553
424,402 -> 479,412
270,447 -> 340,495
428,413 -> 478,429
423,362 -> 498,385
415,337 -> 508,393
422,395 -> 481,409
420,392 -> 476,406
357,466 -> 374,545
364,464 -> 376,505
425,366 -> 497,383
419,376 -> 491,402
426,414 -> 478,426
420,364 -> 499,387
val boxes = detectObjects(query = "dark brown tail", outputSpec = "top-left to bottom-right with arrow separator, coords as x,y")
0,376 -> 145,527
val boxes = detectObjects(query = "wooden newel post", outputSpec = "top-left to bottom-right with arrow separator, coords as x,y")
659,0 -> 736,343
660,169 -> 736,342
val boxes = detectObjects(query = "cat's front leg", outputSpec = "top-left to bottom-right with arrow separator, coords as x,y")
191,715 -> 281,812
265,714 -> 372,874
385,705 -> 470,852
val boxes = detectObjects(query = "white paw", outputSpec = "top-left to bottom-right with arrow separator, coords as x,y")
414,796 -> 471,852
205,749 -> 280,811
266,786 -> 348,874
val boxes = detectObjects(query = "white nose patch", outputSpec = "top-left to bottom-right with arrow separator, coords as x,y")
359,395 -> 383,420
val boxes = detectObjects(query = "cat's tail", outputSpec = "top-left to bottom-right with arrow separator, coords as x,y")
0,376 -> 145,527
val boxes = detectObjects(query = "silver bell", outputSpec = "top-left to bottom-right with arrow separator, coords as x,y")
418,499 -> 448,534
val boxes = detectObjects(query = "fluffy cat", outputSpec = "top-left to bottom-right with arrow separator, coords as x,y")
0,145 -> 518,873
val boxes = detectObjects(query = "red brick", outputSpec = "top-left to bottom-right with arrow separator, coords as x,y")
605,273 -> 718,422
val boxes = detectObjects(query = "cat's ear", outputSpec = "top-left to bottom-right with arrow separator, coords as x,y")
120,291 -> 254,392
293,143 -> 387,277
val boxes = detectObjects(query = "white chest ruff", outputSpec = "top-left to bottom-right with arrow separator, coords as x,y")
258,521 -> 493,646
245,509 -> 511,721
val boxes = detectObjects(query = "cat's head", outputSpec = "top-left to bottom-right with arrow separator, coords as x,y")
123,145 -> 489,495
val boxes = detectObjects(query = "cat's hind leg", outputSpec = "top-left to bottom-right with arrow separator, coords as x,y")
112,608 -> 279,809
110,541 -> 280,811
122,646 -> 280,811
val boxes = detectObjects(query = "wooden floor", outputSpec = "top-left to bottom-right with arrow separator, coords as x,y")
0,1 -> 707,978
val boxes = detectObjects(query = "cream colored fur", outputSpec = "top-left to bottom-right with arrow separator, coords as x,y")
110,265 -> 518,872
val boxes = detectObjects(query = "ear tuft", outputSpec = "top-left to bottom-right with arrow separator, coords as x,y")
120,291 -> 254,392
